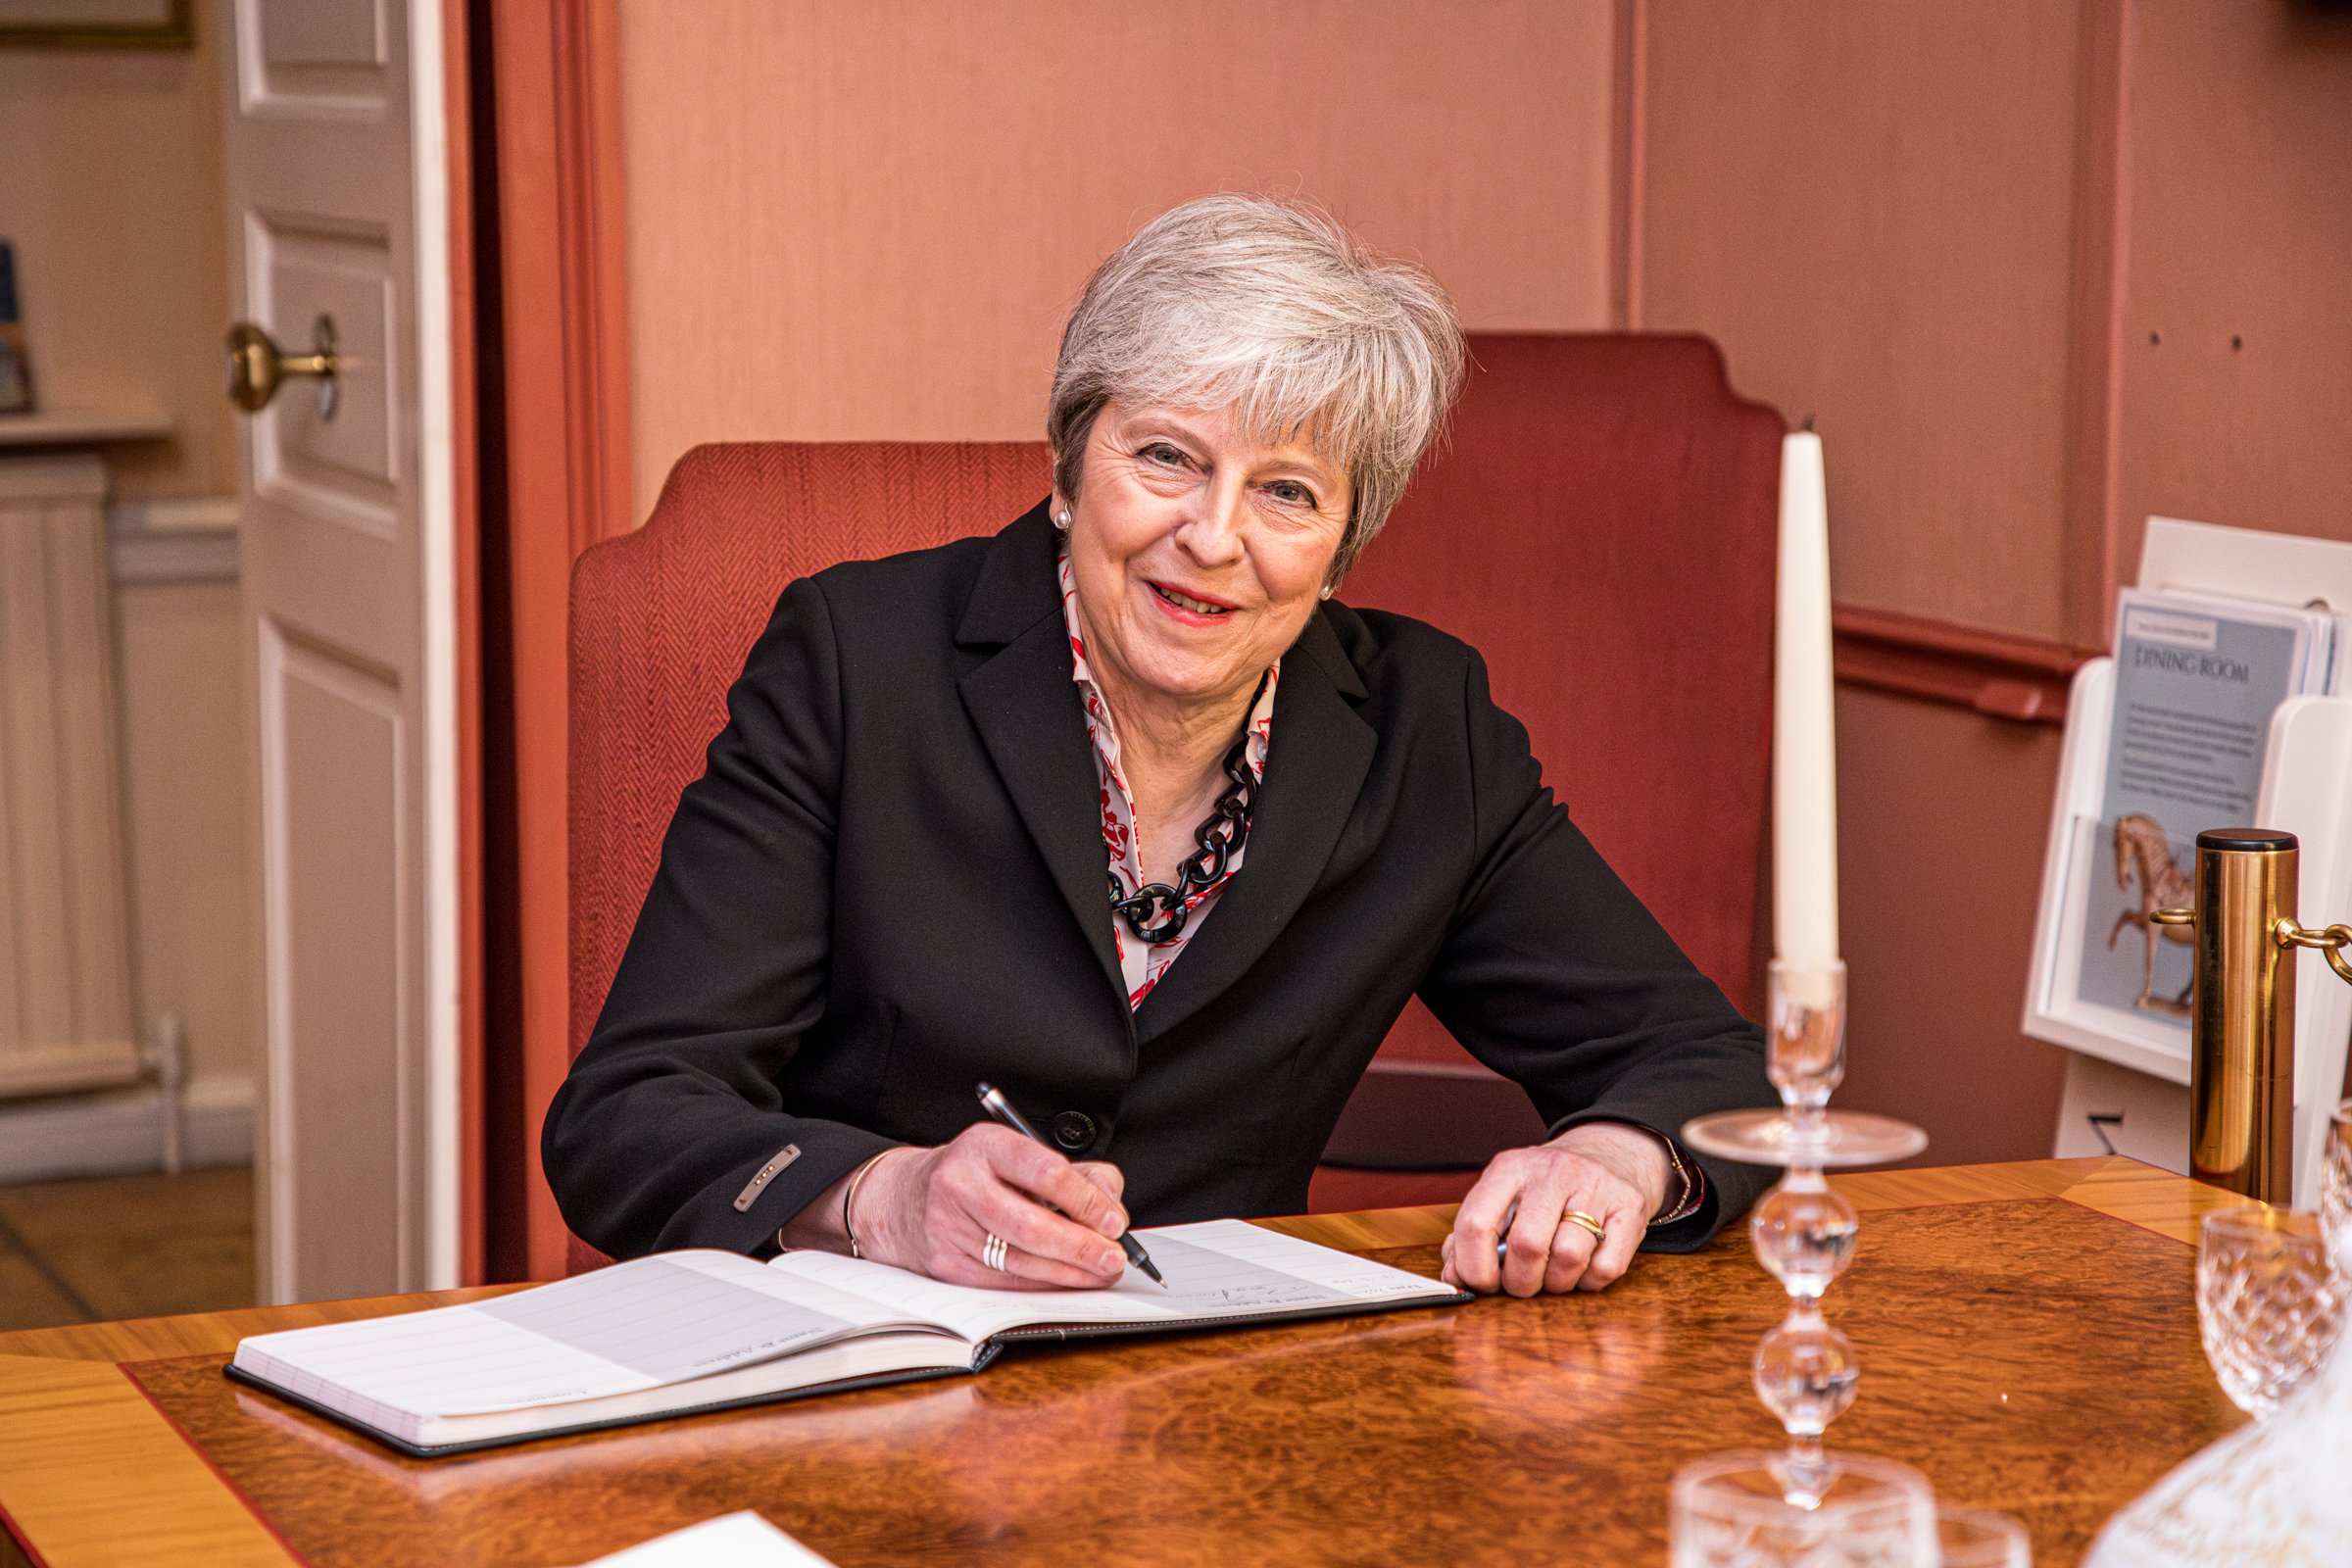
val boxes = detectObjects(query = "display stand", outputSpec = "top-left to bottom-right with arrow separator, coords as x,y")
2026,517 -> 2352,1210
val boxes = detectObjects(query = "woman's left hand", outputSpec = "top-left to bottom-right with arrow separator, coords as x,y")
1440,1121 -> 1672,1297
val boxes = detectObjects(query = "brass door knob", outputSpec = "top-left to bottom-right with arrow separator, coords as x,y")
224,316 -> 338,416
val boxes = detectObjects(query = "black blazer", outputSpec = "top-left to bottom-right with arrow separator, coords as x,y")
546,504 -> 1775,1259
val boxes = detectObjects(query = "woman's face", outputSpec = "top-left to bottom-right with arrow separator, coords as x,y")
1060,401 -> 1348,715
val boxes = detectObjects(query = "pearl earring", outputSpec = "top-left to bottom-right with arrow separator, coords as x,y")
1053,508 -> 1072,531
1319,585 -> 1334,601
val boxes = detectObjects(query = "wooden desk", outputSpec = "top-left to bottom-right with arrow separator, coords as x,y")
0,1157 -> 2248,1567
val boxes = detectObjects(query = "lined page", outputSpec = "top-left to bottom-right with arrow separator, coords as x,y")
768,1219 -> 1454,1344
234,1251 -> 929,1427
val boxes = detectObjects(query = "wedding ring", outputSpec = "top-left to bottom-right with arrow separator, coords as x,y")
1493,1208 -> 1613,1264
982,1234 -> 1008,1272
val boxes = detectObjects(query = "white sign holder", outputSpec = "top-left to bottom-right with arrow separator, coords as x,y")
2026,517 -> 2352,1209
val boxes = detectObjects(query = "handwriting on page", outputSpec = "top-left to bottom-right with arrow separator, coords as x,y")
762,1218 -> 1451,1347
1135,1233 -> 1370,1309
1141,1225 -> 1447,1303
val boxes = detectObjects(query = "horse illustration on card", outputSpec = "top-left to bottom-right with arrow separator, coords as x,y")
2107,814 -> 2194,1015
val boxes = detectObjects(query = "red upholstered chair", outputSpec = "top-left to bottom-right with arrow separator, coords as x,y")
566,444 -> 1052,1272
1306,333 -> 1785,1212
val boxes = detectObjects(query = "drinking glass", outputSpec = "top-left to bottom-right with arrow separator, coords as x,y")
1670,1451 -> 1936,1568
1934,1505 -> 2031,1568
2322,1099 -> 2351,1273
2196,1207 -> 2346,1417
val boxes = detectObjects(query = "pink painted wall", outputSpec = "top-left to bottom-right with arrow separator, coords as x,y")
614,0 -> 1619,521
1639,0 -> 2086,642
2112,1 -> 2352,569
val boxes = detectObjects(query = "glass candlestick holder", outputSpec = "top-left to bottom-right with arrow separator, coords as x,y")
1680,958 -> 1930,1511
1684,959 -> 1928,1169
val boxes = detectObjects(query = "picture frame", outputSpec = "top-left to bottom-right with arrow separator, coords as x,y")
0,0 -> 191,49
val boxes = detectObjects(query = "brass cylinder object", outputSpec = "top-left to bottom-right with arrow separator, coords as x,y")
2152,828 -> 2297,1202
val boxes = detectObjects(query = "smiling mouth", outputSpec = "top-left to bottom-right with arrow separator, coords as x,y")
1151,582 -> 1236,615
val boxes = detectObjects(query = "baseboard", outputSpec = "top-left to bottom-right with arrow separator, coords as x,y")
106,496 -> 240,586
0,1072 -> 253,1184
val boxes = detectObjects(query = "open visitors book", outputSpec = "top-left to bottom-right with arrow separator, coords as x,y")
229,1218 -> 1468,1456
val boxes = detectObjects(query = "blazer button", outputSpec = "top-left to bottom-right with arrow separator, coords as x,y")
1051,1110 -> 1097,1152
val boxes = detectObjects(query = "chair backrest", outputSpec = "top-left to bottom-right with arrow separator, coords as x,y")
1338,333 -> 1783,1072
569,442 -> 1052,1064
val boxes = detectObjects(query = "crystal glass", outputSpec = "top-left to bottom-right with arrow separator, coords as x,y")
1670,1451 -> 1936,1568
1935,1505 -> 2032,1568
2323,1099 -> 2351,1274
2197,1207 -> 2346,1418
1683,961 -> 1929,1168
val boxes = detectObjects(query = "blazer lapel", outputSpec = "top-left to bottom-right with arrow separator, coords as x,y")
955,508 -> 1126,998
1132,611 -> 1376,1044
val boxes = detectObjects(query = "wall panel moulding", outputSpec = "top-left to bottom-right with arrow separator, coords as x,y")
1833,604 -> 2097,725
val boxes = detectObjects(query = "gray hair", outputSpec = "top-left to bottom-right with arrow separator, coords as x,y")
1048,193 -> 1465,581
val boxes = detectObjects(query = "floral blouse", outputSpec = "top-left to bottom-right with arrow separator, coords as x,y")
1058,551 -> 1278,1009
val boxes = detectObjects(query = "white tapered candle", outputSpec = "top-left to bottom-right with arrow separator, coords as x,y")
1773,432 -> 1840,968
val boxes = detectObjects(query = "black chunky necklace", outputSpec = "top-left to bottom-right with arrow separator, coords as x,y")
1108,734 -> 1257,945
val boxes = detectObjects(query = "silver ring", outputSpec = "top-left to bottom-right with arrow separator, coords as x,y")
983,1233 -> 1008,1272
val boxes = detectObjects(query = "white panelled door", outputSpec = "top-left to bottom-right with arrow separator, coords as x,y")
220,0 -> 460,1300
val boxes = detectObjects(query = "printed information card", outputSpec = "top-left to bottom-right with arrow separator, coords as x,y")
2076,590 -> 2330,1024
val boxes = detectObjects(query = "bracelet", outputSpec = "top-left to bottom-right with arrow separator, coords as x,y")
839,1151 -> 896,1259
1648,1137 -> 1705,1227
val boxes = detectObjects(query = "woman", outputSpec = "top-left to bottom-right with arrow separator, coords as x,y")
546,194 -> 1774,1299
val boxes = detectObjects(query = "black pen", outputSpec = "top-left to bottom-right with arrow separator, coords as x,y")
974,1082 -> 1165,1287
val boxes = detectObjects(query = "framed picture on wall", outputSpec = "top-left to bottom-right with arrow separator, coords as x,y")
0,0 -> 190,49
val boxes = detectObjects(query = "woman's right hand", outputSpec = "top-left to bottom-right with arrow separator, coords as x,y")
849,1125 -> 1132,1290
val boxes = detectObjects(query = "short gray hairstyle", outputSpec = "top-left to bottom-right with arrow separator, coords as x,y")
1048,193 -> 1465,581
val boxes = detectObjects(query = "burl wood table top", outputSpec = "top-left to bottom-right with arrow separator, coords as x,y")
0,1157 -> 2255,1568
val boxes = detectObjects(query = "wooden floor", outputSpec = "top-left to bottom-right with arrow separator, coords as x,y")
0,1167 -> 254,1330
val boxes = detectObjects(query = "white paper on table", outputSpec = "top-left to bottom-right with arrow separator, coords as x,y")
576,1511 -> 838,1567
